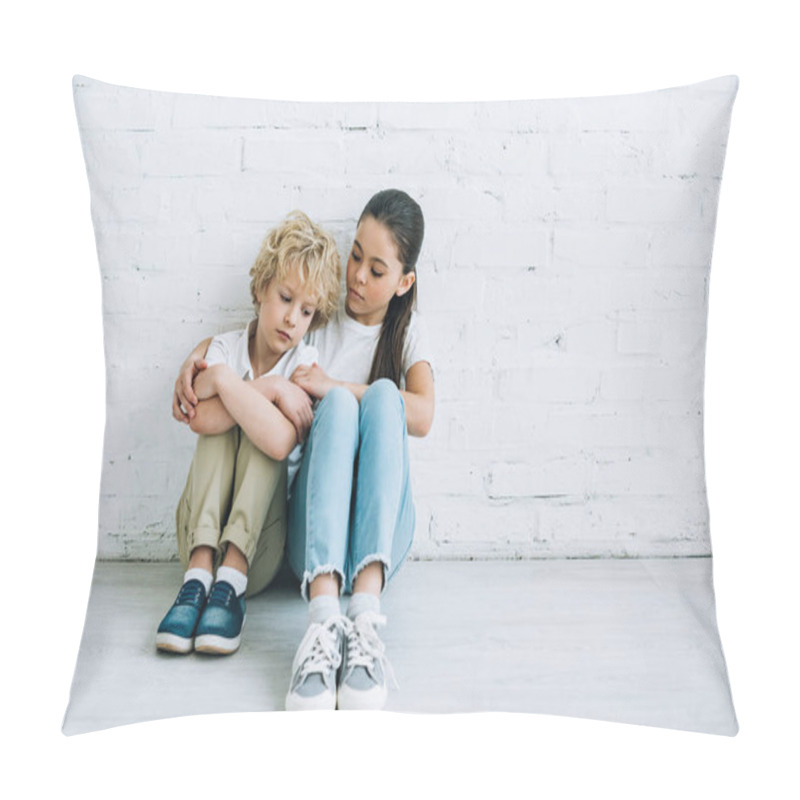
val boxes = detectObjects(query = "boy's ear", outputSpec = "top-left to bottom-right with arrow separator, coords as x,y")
395,271 -> 415,298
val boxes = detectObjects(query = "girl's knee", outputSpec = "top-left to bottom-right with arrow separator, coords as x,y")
361,378 -> 402,413
316,386 -> 359,427
322,385 -> 359,411
360,380 -> 404,433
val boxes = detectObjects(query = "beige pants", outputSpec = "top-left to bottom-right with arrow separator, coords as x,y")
176,428 -> 287,598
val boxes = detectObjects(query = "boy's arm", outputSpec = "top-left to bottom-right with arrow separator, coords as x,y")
190,374 -> 313,442
188,396 -> 237,435
195,365 -> 299,460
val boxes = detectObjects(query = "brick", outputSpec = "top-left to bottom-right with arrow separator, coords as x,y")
75,84 -> 171,131
171,93 -> 270,130
605,181 -> 702,223
649,226 -> 714,269
411,459 -> 486,498
540,408 -> 698,451
452,225 -> 549,269
561,320 -> 618,357
552,225 -> 650,270
591,447 -> 705,495
488,455 -> 591,498
490,403 -> 548,447
343,130 -> 450,176
244,134 -> 346,175
444,131 -> 549,177
416,183 -> 505,222
427,496 -> 540,546
422,267 -> 486,312
648,133 -> 729,179
550,185 -> 606,222
377,102 -> 477,131
599,364 -> 703,402
496,364 -> 600,404
140,131 -> 241,177
535,495 -> 709,556
436,402 -> 495,452
541,91 -> 671,134
616,319 -> 663,355
549,131 -> 651,180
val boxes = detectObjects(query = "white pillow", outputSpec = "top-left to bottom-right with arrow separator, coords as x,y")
64,74 -> 738,735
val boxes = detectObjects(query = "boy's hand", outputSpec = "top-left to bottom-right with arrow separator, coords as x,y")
268,377 -> 314,443
173,358 -> 208,423
290,363 -> 335,400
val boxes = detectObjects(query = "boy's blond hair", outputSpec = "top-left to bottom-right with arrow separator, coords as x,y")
249,211 -> 341,330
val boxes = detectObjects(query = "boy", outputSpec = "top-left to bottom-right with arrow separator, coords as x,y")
156,211 -> 341,655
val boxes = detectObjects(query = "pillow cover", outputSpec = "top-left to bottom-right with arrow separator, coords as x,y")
64,75 -> 738,735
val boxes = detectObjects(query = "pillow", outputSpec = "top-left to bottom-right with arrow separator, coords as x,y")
63,74 -> 738,735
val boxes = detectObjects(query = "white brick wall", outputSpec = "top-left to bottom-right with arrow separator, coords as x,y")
73,76 -> 736,561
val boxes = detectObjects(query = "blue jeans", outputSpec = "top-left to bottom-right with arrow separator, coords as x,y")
287,379 -> 415,599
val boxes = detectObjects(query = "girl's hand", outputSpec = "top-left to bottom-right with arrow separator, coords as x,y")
290,363 -> 335,400
173,357 -> 208,423
267,377 -> 314,443
193,364 -> 231,401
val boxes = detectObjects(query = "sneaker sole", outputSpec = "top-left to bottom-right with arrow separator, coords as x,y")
194,633 -> 242,655
336,683 -> 388,711
285,690 -> 337,711
155,632 -> 194,654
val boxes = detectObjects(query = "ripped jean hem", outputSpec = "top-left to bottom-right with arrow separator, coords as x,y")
347,554 -> 390,595
300,564 -> 346,602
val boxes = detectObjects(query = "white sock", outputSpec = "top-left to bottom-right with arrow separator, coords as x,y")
215,565 -> 248,597
184,568 -> 213,594
308,594 -> 341,625
347,592 -> 380,620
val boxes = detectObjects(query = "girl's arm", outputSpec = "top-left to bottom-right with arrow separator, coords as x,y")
401,361 -> 435,437
290,360 -> 435,437
194,365 -> 299,460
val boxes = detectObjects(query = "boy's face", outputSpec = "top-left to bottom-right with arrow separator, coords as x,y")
255,264 -> 320,356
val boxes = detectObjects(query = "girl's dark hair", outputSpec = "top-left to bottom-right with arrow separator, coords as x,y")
362,189 -> 425,387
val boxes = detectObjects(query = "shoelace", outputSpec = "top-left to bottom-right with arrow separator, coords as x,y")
343,612 -> 398,689
175,580 -> 205,607
206,581 -> 236,608
292,615 -> 351,690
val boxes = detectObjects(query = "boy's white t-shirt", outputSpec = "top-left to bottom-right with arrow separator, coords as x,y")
306,307 -> 435,388
205,319 -> 318,491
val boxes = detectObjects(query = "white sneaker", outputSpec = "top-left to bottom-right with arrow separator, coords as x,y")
285,615 -> 350,711
337,611 -> 396,711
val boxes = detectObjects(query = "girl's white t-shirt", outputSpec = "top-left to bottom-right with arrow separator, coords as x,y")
205,319 -> 319,491
306,307 -> 435,388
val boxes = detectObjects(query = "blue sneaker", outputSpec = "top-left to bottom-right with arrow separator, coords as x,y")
155,579 -> 208,654
194,581 -> 246,655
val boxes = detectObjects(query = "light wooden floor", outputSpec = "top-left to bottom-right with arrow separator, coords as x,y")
62,558 -> 737,736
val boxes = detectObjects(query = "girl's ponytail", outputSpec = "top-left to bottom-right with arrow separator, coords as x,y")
361,189 -> 425,387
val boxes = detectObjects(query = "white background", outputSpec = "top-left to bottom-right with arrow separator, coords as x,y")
3,1 -> 797,797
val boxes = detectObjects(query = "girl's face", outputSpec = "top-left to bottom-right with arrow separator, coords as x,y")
346,216 -> 415,326
254,264 -> 319,361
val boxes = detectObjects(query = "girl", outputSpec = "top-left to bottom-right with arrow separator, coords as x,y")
174,189 -> 434,710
